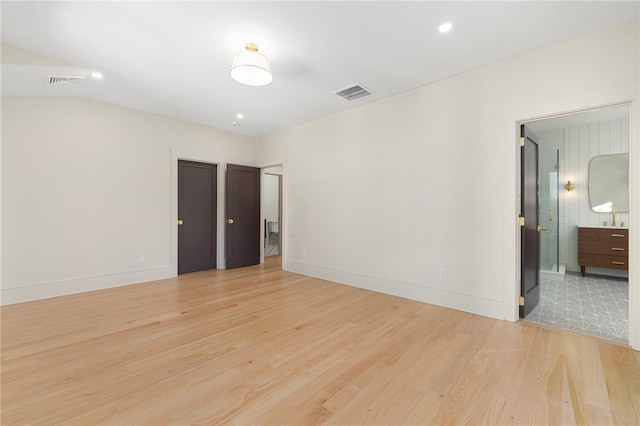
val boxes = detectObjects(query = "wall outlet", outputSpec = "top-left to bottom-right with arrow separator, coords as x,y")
439,267 -> 447,279
138,253 -> 145,263
302,248 -> 309,258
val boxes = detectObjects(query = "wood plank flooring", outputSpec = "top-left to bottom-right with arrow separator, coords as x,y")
2,256 -> 639,425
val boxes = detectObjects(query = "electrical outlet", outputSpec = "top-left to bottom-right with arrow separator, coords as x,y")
439,267 -> 447,279
138,253 -> 145,263
302,248 -> 309,258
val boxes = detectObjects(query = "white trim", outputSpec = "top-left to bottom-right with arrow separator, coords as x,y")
285,260 -> 504,320
628,99 -> 639,350
0,266 -> 173,305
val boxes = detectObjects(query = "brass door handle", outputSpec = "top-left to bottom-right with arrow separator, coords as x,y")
537,225 -> 547,232
177,219 -> 184,226
227,219 -> 234,224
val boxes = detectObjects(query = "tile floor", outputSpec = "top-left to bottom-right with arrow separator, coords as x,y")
525,272 -> 629,343
264,243 -> 279,257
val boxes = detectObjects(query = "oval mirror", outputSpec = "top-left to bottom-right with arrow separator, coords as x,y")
588,153 -> 629,212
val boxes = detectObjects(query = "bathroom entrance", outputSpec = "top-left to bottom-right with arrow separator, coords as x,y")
263,168 -> 282,258
521,104 -> 631,343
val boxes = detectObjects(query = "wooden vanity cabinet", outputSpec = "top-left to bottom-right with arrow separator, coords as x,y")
578,227 -> 628,277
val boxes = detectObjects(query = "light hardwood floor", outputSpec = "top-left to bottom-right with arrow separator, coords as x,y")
2,256 -> 639,425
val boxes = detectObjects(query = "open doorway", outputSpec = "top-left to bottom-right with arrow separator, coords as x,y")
262,166 -> 282,260
521,105 -> 630,343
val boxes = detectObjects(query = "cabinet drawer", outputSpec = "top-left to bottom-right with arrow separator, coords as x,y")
578,228 -> 628,242
578,253 -> 628,270
579,240 -> 628,256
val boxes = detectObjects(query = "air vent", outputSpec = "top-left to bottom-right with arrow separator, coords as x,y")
334,83 -> 373,101
48,75 -> 85,86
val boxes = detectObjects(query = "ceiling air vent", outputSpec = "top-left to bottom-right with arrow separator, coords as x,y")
334,83 -> 373,101
48,75 -> 85,86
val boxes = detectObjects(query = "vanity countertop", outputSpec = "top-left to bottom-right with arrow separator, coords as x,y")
577,225 -> 628,229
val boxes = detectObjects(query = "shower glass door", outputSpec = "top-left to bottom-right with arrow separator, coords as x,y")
539,149 -> 559,272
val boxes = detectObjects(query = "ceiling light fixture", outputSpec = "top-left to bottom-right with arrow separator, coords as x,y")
230,43 -> 272,87
439,22 -> 452,33
90,71 -> 103,79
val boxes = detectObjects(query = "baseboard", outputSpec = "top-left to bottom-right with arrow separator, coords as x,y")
565,263 -> 629,279
540,264 -> 566,281
0,266 -> 175,305
284,260 -> 504,320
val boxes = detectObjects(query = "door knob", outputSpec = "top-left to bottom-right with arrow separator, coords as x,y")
537,225 -> 547,232
177,219 -> 184,226
227,218 -> 234,224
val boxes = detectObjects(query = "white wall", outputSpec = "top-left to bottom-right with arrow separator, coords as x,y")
1,97 -> 256,304
257,20 -> 640,348
564,120 -> 630,230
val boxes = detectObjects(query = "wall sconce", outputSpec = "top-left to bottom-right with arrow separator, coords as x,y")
565,180 -> 574,192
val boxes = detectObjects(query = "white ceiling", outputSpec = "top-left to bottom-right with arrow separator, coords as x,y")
2,1 -> 638,137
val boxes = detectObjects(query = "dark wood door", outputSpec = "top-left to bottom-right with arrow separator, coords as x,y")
225,164 -> 260,269
520,125 -> 540,317
178,160 -> 217,274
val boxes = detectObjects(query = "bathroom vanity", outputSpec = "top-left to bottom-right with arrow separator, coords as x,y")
578,226 -> 628,277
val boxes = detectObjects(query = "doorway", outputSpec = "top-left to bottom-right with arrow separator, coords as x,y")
520,105 -> 631,343
262,166 -> 283,263
264,173 -> 281,257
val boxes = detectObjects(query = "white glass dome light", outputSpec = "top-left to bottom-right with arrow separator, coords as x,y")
230,43 -> 273,86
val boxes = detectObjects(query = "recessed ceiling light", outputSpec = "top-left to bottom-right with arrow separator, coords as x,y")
439,22 -> 452,33
91,71 -> 103,79
236,114 -> 244,119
